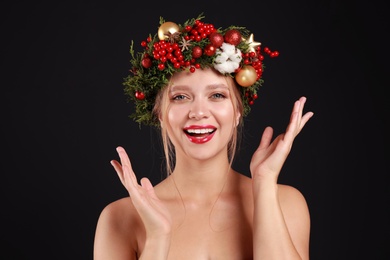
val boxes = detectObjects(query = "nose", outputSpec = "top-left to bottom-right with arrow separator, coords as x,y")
188,98 -> 210,119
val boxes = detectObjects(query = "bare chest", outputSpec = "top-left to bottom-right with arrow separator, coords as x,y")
168,203 -> 253,259
169,219 -> 253,259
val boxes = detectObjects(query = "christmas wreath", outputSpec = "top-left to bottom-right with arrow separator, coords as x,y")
123,13 -> 279,127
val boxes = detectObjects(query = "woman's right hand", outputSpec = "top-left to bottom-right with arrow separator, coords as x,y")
111,146 -> 172,238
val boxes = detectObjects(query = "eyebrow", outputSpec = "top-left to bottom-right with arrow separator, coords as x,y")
170,84 -> 229,92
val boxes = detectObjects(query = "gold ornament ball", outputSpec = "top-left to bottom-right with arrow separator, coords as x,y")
158,22 -> 180,40
235,65 -> 258,87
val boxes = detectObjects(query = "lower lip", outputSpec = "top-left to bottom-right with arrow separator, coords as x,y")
186,131 -> 216,144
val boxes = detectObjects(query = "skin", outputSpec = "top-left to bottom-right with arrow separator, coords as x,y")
94,68 -> 314,260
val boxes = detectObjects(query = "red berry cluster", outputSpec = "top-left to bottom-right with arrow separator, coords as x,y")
245,91 -> 258,105
139,19 -> 219,75
242,46 -> 279,105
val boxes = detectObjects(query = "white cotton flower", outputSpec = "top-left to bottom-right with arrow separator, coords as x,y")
214,42 -> 242,74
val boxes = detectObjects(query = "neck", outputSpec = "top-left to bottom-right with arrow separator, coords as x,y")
175,150 -> 231,178
170,153 -> 232,201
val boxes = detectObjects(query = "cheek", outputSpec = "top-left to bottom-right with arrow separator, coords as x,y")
168,106 -> 184,121
167,104 -> 188,129
166,106 -> 189,146
213,103 -> 235,123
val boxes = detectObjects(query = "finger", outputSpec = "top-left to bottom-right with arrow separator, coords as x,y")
284,100 -> 301,141
116,146 -> 132,169
297,96 -> 309,124
140,177 -> 159,200
297,111 -> 314,133
286,98 -> 313,139
116,147 -> 139,190
294,96 -> 313,134
257,126 -> 273,150
110,160 -> 125,185
298,96 -> 306,119
122,163 -> 140,194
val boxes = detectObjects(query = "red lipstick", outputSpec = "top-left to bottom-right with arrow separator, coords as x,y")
183,125 -> 216,144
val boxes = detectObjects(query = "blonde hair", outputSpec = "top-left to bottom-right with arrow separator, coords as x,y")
153,70 -> 244,178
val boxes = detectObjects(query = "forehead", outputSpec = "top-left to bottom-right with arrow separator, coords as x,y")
170,68 -> 233,90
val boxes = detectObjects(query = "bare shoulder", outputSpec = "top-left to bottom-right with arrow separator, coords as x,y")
277,184 -> 309,215
97,197 -> 142,227
278,184 -> 306,202
94,197 -> 143,260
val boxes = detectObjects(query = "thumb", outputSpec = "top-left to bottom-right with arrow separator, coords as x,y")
140,178 -> 158,199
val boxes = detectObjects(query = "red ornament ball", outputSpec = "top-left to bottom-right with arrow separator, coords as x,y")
209,32 -> 224,47
204,44 -> 216,56
224,29 -> 242,46
192,46 -> 203,58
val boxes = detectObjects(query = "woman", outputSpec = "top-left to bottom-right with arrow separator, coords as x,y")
94,14 -> 313,259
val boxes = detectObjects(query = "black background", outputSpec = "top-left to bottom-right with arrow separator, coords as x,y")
1,1 -> 388,259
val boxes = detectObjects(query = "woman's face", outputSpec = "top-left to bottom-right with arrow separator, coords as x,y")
161,68 -> 240,161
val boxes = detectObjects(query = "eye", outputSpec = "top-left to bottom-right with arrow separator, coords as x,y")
211,93 -> 226,99
172,94 -> 187,101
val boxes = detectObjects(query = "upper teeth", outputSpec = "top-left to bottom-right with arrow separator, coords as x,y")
186,128 -> 214,134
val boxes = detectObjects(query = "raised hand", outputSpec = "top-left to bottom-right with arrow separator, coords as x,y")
250,96 -> 314,184
111,146 -> 172,237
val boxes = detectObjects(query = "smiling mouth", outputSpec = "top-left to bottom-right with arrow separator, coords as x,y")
184,128 -> 216,137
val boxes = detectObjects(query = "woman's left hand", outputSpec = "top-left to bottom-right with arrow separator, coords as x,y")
250,96 -> 314,184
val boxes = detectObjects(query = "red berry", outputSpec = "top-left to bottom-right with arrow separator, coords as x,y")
135,91 -> 145,100
141,57 -> 152,68
173,62 -> 180,69
160,56 -> 167,63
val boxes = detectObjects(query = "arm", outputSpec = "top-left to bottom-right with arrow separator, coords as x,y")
252,183 -> 310,260
251,96 -> 313,260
